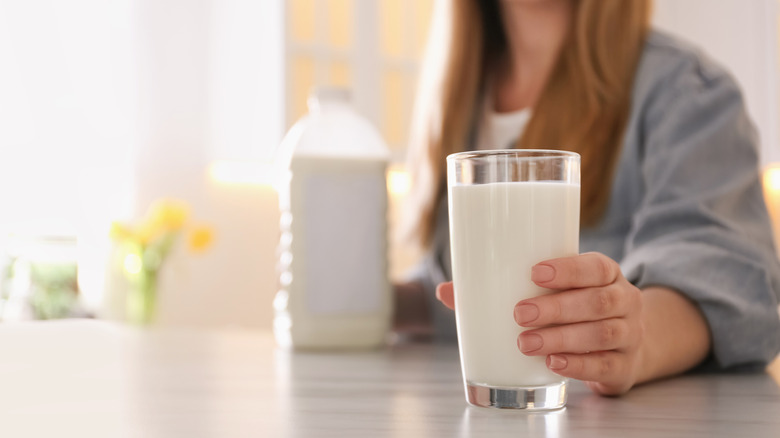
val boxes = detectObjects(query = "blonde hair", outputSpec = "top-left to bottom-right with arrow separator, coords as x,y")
405,0 -> 651,249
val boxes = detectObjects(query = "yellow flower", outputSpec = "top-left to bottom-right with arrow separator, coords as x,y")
188,226 -> 214,253
110,198 -> 212,254
162,201 -> 189,230
127,199 -> 190,245
134,220 -> 161,245
146,199 -> 190,232
109,221 -> 133,241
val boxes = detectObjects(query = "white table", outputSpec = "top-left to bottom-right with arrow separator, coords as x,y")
1,320 -> 779,437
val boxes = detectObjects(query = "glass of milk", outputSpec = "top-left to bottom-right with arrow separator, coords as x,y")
447,149 -> 580,410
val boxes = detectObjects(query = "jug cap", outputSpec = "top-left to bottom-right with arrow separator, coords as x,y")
308,87 -> 351,112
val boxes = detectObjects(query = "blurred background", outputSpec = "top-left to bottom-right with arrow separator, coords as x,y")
0,0 -> 778,330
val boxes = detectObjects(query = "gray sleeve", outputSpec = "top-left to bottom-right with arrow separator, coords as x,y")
621,64 -> 780,369
403,197 -> 458,342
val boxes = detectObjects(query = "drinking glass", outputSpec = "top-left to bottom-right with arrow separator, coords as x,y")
447,149 -> 580,410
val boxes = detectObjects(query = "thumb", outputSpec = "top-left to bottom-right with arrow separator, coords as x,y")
435,282 -> 455,310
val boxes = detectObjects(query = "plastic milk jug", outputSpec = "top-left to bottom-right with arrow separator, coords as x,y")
273,88 -> 391,349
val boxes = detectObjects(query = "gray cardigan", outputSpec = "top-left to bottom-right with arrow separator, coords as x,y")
408,30 -> 780,370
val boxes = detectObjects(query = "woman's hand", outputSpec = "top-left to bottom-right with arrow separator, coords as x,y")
515,252 -> 645,395
436,252 -> 646,396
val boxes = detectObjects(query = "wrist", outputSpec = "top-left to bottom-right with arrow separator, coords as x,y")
636,287 -> 711,383
634,311 -> 655,385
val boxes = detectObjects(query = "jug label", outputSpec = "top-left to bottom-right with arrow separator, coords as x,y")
303,172 -> 385,314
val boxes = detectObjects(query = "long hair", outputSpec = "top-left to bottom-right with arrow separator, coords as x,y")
404,0 -> 651,250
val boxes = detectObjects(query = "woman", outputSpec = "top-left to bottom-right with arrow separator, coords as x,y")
394,0 -> 780,396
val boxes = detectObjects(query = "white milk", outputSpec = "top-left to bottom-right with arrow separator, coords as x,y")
449,181 -> 580,387
274,155 -> 391,349
273,89 -> 391,350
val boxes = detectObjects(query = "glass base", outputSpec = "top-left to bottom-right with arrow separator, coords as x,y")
466,380 -> 567,410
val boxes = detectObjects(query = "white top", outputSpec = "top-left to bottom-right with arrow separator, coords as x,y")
476,106 -> 532,150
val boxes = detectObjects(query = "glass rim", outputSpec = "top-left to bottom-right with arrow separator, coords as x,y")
446,149 -> 580,163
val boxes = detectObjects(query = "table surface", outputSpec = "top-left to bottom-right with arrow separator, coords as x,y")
1,320 -> 779,438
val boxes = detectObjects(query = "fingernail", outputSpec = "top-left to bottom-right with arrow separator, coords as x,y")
532,264 -> 555,283
518,333 -> 543,353
514,303 -> 539,325
547,354 -> 567,370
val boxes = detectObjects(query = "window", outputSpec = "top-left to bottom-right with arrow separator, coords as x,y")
285,0 -> 435,162
0,0 -> 136,236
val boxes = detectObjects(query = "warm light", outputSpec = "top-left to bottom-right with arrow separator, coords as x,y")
764,166 -> 780,192
209,160 -> 276,185
762,164 -> 780,259
123,253 -> 143,275
387,166 -> 411,196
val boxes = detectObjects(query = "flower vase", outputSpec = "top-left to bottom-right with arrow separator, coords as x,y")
127,267 -> 158,325
110,198 -> 214,325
